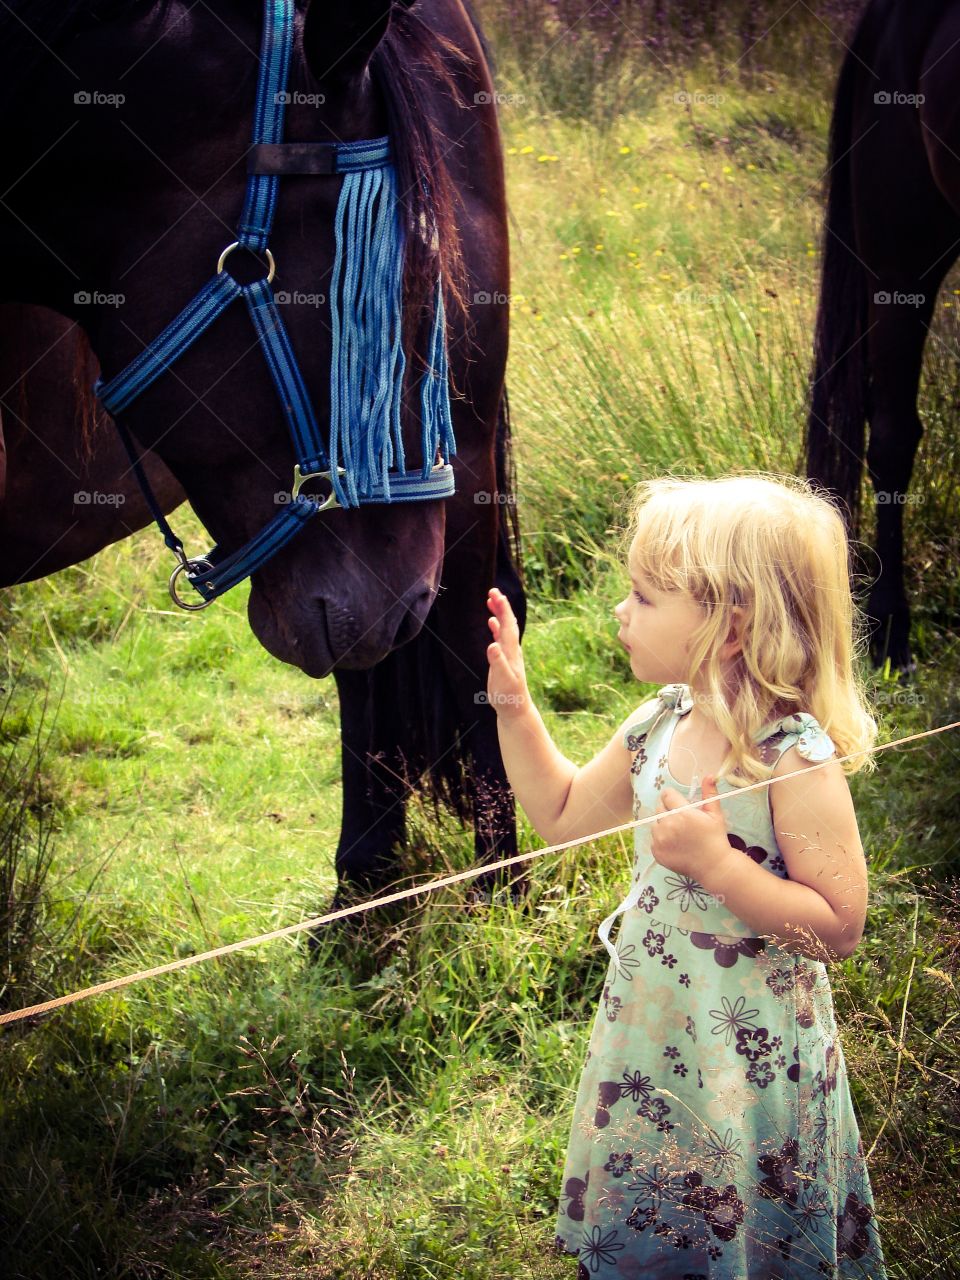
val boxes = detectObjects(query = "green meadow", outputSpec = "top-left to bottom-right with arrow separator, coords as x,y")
1,5 -> 959,1276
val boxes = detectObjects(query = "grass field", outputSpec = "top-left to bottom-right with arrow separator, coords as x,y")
2,4 -> 959,1277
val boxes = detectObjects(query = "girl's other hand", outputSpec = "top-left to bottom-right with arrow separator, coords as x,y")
485,587 -> 530,720
651,776 -> 733,882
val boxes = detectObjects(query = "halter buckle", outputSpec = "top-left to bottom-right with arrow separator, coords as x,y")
292,464 -> 347,511
169,557 -> 216,611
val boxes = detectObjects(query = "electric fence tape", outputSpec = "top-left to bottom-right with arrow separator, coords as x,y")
1,718 -> 956,1028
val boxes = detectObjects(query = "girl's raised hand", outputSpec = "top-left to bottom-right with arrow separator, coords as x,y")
485,587 -> 530,720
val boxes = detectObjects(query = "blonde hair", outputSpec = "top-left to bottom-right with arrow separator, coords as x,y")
625,472 -> 878,787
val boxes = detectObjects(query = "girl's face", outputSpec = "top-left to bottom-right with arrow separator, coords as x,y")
614,542 -> 706,686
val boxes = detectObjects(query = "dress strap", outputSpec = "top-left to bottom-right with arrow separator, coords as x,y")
755,711 -> 837,762
621,683 -> 694,748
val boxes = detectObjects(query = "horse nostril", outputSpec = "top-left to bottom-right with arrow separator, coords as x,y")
394,585 -> 435,648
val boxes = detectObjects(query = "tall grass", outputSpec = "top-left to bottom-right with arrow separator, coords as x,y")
0,676 -> 61,1013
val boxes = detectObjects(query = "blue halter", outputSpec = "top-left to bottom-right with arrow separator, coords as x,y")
95,0 -> 456,610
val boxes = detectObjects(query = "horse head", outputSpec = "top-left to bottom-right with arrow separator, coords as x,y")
0,0 -> 473,677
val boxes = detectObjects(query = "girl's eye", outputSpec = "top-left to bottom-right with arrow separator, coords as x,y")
633,591 -> 648,604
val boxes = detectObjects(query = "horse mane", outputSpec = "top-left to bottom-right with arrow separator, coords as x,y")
372,4 -> 473,365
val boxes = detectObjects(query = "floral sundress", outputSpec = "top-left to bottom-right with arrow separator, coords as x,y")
555,682 -> 887,1279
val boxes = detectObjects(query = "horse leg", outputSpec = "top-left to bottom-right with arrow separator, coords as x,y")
850,71 -> 960,673
861,286 -> 942,673
330,667 -> 408,899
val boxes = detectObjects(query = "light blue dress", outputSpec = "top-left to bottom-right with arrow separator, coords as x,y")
555,683 -> 887,1279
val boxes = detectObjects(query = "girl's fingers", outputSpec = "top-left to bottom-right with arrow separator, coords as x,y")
488,590 -> 519,648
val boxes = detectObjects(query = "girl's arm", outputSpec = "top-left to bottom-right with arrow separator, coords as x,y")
485,587 -> 640,844
692,749 -> 869,962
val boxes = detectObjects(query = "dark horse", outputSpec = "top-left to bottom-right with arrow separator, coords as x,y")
807,0 -> 960,675
0,0 -> 526,896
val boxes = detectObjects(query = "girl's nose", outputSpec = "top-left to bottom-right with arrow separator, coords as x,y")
614,598 -> 627,621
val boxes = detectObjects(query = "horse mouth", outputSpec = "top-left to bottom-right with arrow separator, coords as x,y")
247,585 -> 336,677
247,582 -> 434,677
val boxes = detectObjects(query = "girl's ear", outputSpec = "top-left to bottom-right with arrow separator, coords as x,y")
721,605 -> 745,659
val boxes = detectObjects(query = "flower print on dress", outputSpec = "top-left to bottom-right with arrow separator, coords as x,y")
625,1160 -> 680,1213
757,1136 -> 803,1207
602,984 -> 623,1023
746,1058 -> 776,1088
813,1040 -> 840,1097
691,931 -> 766,968
562,1172 -> 588,1221
794,1182 -> 832,1236
665,872 -> 715,912
695,1127 -> 744,1180
643,927 -> 666,957
637,1094 -> 673,1132
579,1225 -> 625,1273
836,1190 -> 876,1261
681,1172 -> 746,1243
726,831 -> 771,866
614,940 -> 644,981
629,740 -> 649,776
709,995 -> 760,1045
595,1069 -> 655,1128
735,1025 -> 772,1063
652,752 -> 669,790
603,1152 -> 634,1178
765,966 -> 794,998
795,964 -> 819,1029
633,884 -> 659,914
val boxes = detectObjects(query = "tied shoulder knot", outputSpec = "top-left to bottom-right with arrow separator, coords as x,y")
657,683 -> 696,714
774,712 -> 836,762
622,683 -> 695,748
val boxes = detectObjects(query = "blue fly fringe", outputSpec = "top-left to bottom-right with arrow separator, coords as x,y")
328,163 -> 456,509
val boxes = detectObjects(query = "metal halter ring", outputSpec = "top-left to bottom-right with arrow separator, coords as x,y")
216,241 -> 277,284
169,558 -> 216,611
292,464 -> 347,510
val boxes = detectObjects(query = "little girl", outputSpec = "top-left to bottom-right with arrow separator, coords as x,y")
485,474 -> 887,1279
